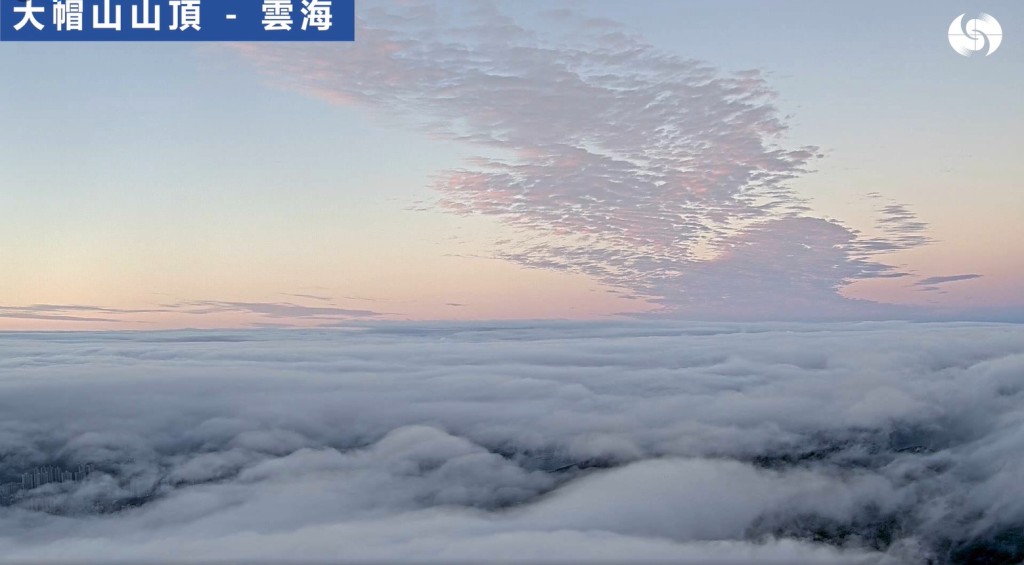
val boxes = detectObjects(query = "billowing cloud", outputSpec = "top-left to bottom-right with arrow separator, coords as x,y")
235,1 -> 935,319
1,322 -> 1023,563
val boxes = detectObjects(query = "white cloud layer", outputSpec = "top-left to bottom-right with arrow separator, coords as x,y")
1,322 -> 1023,563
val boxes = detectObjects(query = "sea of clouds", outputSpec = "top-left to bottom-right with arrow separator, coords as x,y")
1,321 -> 1022,563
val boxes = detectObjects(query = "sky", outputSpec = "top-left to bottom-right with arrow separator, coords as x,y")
1,0 -> 1022,329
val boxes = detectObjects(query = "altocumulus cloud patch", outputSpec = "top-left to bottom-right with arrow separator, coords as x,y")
1,322 -> 1023,563
236,0 -> 935,320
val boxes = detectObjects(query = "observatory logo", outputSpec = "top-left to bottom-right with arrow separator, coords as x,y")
948,13 -> 1002,56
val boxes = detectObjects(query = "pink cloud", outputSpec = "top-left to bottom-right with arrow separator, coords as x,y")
234,1 -> 935,319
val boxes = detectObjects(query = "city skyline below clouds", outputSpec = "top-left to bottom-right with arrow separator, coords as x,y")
1,0 -> 1022,329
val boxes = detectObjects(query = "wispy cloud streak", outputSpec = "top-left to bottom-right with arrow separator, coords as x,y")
0,301 -> 381,327
169,300 -> 379,319
916,274 -> 983,286
0,304 -> 167,324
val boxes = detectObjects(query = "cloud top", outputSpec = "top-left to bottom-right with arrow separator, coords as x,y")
1,322 -> 1023,563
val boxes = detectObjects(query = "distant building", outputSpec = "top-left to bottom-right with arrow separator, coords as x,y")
2,464 -> 94,504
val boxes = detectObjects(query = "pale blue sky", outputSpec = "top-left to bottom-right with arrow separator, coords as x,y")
1,1 -> 1022,328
